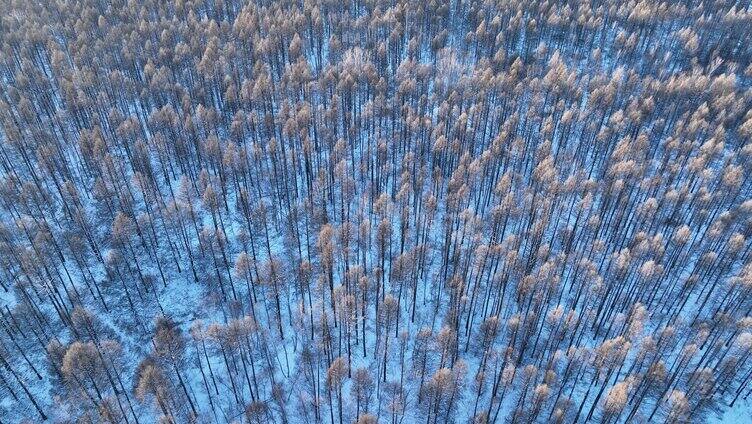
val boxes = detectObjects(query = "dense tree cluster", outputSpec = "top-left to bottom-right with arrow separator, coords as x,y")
1,0 -> 751,422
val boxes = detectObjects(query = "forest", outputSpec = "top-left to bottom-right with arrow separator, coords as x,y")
0,0 -> 751,422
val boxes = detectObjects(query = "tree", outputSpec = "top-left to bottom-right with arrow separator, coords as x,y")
351,366 -> 374,418
134,358 -> 172,419
1,1 -> 752,422
62,342 -> 106,408
152,316 -> 197,418
327,356 -> 348,424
